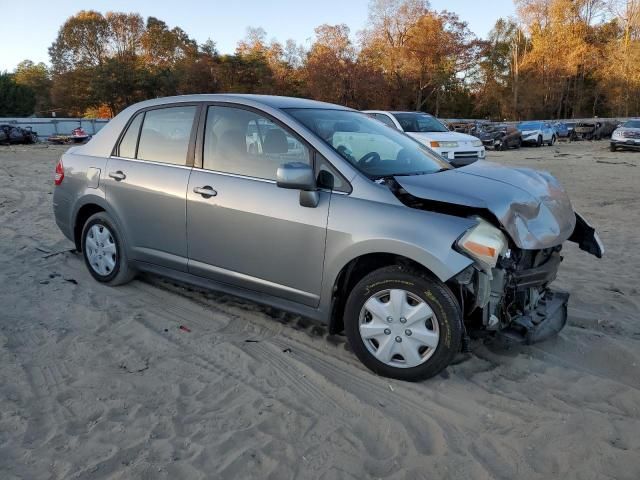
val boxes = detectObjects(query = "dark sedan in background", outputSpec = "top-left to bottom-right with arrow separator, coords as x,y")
477,124 -> 522,150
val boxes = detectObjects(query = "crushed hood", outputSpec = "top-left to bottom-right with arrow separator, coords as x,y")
393,161 -> 577,250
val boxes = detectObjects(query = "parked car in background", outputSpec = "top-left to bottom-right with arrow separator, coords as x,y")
446,120 -> 490,135
565,122 -> 577,140
553,122 -> 570,139
477,124 -> 522,150
574,121 -> 601,140
574,120 -> 617,140
365,110 -> 485,166
517,121 -> 556,146
610,119 -> 640,151
52,94 -> 602,381
0,124 -> 37,144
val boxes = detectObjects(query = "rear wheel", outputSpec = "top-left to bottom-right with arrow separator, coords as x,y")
516,137 -> 522,149
344,265 -> 462,381
81,212 -> 135,285
548,135 -> 556,146
610,143 -> 617,152
536,135 -> 542,147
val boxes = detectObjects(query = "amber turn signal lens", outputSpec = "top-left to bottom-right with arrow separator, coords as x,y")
463,240 -> 496,259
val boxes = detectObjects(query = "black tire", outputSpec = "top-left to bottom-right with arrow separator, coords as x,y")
344,265 -> 462,381
548,135 -> 556,146
516,137 -> 522,149
536,135 -> 542,147
610,143 -> 617,152
81,212 -> 135,285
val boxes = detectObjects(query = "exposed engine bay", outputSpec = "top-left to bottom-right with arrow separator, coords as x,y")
452,247 -> 569,344
380,164 -> 604,343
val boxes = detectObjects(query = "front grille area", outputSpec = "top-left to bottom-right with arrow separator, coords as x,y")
454,151 -> 480,158
622,130 -> 640,139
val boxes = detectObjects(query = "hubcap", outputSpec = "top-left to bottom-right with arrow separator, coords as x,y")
358,289 -> 440,369
85,224 -> 117,276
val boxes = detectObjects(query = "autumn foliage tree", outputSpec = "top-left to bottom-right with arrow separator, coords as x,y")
5,0 -> 640,119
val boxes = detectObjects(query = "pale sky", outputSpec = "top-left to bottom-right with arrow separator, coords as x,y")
0,0 -> 515,72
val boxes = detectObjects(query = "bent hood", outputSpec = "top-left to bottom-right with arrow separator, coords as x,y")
394,161 -> 577,250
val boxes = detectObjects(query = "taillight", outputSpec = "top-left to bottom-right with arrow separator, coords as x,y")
54,158 -> 64,185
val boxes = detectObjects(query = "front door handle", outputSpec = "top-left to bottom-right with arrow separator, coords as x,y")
108,171 -> 126,181
193,185 -> 217,198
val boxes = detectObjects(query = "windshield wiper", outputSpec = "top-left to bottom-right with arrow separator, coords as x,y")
393,169 -> 449,177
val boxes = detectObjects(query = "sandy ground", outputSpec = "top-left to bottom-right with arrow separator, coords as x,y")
0,140 -> 639,479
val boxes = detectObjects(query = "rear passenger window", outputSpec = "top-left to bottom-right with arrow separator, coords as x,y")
118,112 -> 143,158
203,106 -> 310,180
136,106 -> 197,165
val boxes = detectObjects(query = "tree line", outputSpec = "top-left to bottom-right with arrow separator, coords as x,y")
1,0 -> 639,120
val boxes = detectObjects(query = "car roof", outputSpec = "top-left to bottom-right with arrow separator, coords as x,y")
364,110 -> 435,116
126,94 -> 350,111
389,111 -> 435,116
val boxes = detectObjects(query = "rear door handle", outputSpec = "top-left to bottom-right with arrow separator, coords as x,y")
108,171 -> 126,181
193,185 -> 217,198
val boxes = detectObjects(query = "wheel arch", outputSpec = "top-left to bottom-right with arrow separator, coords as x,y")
327,251 -> 467,335
72,197 -> 127,253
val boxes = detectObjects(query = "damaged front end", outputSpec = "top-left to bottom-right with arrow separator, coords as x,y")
385,161 -> 604,344
453,247 -> 570,344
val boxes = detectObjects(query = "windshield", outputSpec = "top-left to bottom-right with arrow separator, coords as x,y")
392,113 -> 449,133
286,109 -> 451,178
518,122 -> 542,130
623,120 -> 640,128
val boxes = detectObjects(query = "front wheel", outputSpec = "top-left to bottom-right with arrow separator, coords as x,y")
610,143 -> 617,152
548,135 -> 556,146
536,135 -> 542,147
344,265 -> 462,381
81,212 -> 135,285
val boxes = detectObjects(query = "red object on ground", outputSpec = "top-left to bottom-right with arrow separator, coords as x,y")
179,325 -> 191,333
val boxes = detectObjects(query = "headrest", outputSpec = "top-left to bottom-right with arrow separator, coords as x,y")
263,129 -> 288,154
219,129 -> 246,155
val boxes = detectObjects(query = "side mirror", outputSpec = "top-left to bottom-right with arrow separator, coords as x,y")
277,162 -> 315,190
276,162 -> 319,208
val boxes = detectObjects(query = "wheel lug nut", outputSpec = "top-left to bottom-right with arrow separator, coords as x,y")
386,317 -> 393,323
400,317 -> 406,323
405,329 -> 412,336
384,328 -> 391,335
395,336 -> 402,343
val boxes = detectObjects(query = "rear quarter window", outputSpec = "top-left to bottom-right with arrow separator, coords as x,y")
117,113 -> 143,158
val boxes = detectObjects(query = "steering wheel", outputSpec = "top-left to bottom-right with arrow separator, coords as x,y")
357,151 -> 381,167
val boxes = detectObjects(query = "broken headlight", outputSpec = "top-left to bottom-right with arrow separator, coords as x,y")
457,218 -> 508,270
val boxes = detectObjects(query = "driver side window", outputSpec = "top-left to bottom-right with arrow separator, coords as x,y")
203,106 -> 311,180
